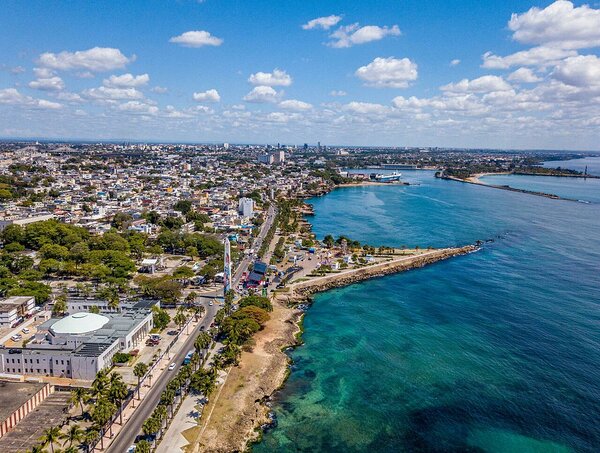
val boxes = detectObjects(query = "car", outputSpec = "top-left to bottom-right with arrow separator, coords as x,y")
127,445 -> 136,453
21,328 -> 30,334
200,325 -> 205,331
209,301 -> 213,306
168,363 -> 176,371
11,334 -> 21,341
8,348 -> 20,354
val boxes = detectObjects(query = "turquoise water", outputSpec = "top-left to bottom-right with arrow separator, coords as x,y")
255,171 -> 600,452
480,174 -> 600,204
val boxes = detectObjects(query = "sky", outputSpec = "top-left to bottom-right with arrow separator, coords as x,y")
1,0 -> 599,150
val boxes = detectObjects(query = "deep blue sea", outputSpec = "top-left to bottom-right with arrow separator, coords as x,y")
255,167 -> 600,453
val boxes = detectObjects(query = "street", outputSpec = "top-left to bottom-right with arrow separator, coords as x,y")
106,205 -> 276,453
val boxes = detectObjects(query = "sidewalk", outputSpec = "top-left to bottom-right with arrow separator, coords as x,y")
95,316 -> 201,451
155,394 -> 204,453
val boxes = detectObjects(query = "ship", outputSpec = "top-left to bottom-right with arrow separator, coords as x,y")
370,171 -> 403,182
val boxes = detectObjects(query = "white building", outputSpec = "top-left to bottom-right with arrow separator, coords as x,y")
238,197 -> 255,218
0,296 -> 36,327
0,301 -> 154,380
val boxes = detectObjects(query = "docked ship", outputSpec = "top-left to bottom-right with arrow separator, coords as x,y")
370,171 -> 403,182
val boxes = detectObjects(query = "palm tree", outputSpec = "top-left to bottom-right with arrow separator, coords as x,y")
63,424 -> 83,447
62,447 -> 79,453
108,373 -> 129,425
82,428 -> 98,453
134,439 -> 152,453
39,426 -> 62,453
174,309 -> 187,332
26,445 -> 46,453
91,398 -> 116,441
142,416 -> 161,446
91,368 -> 110,399
133,362 -> 148,399
69,388 -> 88,417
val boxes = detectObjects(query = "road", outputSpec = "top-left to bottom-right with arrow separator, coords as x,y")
106,205 -> 276,453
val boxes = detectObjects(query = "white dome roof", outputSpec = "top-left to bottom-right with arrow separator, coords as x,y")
51,312 -> 110,335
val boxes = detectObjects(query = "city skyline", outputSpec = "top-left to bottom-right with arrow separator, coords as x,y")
1,0 -> 600,150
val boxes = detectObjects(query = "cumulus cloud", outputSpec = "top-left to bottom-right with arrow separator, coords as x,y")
441,75 -> 512,93
279,99 -> 312,111
552,54 -> 600,87
117,101 -> 159,115
330,90 -> 347,96
329,24 -> 401,48
0,88 -> 62,109
243,86 -> 281,103
248,69 -> 292,87
508,67 -> 542,83
355,57 -> 418,88
302,15 -> 342,30
192,89 -> 221,102
104,73 -> 149,88
508,1 -> 600,50
450,59 -> 461,66
83,86 -> 144,100
482,46 -> 577,69
38,47 -> 133,72
343,101 -> 390,115
169,30 -> 223,47
28,76 -> 65,91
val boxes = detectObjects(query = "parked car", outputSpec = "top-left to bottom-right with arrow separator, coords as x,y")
168,363 -> 176,371
21,328 -> 30,334
11,334 -> 21,341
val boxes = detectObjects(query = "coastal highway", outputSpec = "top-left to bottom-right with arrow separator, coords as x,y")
107,301 -> 218,453
107,205 -> 276,453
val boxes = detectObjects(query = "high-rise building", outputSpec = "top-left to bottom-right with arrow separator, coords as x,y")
238,197 -> 255,217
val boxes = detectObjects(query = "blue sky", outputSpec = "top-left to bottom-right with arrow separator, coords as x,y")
1,1 -> 599,150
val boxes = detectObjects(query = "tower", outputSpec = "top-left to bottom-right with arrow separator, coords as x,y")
224,238 -> 232,294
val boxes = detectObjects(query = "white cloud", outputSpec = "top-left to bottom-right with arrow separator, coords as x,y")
329,24 -> 401,48
248,69 -> 292,87
552,54 -> 600,87
33,67 -> 55,78
482,47 -> 577,69
243,86 -> 281,103
151,86 -> 168,94
279,99 -> 313,111
169,30 -> 223,47
117,101 -> 159,115
343,101 -> 390,115
330,90 -> 347,96
192,89 -> 221,102
83,86 -> 144,100
28,76 -> 65,91
441,75 -> 512,93
38,47 -> 133,72
35,99 -> 62,110
302,15 -> 342,30
355,57 -> 418,88
450,59 -> 461,66
508,67 -> 542,83
508,1 -> 600,50
0,88 -> 62,109
0,88 -> 25,104
104,73 -> 149,88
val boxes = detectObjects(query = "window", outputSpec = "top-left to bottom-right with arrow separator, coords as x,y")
37,359 -> 39,364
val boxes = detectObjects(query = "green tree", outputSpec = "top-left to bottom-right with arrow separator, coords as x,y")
52,294 -> 68,316
133,362 -> 148,400
39,426 -> 62,453
63,424 -> 83,447
135,439 -> 152,453
69,388 -> 88,417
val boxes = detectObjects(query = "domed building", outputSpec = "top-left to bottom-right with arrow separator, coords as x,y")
1,300 -> 156,381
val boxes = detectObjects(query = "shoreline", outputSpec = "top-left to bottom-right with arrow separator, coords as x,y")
191,246 -> 478,452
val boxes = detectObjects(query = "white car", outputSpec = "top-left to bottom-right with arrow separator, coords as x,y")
11,334 -> 21,341
209,301 -> 213,306
126,446 -> 136,453
22,328 -> 30,334
168,362 -> 176,371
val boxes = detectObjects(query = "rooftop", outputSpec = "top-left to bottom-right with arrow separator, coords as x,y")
0,381 -> 47,423
49,312 -> 110,335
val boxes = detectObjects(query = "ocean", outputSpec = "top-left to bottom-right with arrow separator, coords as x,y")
255,162 -> 600,452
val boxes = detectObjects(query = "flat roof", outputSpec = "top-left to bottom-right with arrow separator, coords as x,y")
0,381 -> 46,423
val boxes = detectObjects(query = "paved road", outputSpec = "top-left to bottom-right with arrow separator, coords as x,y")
106,301 -> 218,453
107,205 -> 276,453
